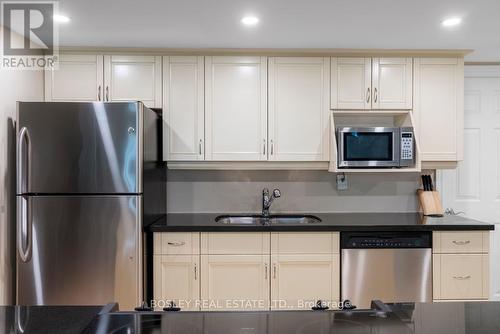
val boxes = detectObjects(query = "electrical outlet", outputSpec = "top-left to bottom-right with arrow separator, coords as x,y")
336,173 -> 348,191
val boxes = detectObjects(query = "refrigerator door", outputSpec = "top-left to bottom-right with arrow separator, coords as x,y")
16,102 -> 143,195
17,195 -> 142,310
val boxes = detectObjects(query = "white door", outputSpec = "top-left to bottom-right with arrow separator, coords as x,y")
163,56 -> 204,161
268,57 -> 330,161
200,255 -> 270,310
372,58 -> 413,110
45,54 -> 103,101
153,255 -> 200,311
104,55 -> 162,108
270,254 -> 339,310
413,58 -> 464,162
205,56 -> 268,161
440,65 -> 500,300
330,57 -> 371,110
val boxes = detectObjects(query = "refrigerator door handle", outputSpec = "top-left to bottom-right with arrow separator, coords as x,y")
17,127 -> 30,194
17,196 -> 32,262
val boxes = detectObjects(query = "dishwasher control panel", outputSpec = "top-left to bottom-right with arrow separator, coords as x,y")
341,231 -> 432,249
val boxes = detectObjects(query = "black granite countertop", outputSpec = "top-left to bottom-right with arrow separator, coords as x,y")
0,305 -> 112,334
84,301 -> 500,334
146,212 -> 494,232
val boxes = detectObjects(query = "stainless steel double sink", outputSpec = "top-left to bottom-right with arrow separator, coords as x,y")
215,215 -> 322,225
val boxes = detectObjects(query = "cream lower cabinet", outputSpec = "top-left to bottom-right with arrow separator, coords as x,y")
200,254 -> 270,311
153,255 -> 200,311
433,231 -> 490,301
270,232 -> 340,310
271,254 -> 339,310
153,233 -> 200,311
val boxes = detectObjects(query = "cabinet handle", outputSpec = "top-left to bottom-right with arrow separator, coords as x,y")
273,263 -> 277,279
98,86 -> 101,101
263,139 -> 266,155
270,140 -> 274,155
194,263 -> 198,280
374,87 -> 378,103
264,263 -> 268,279
167,241 -> 185,247
106,86 -> 109,101
366,87 -> 371,103
452,240 -> 470,245
453,275 -> 471,280
199,139 -> 203,155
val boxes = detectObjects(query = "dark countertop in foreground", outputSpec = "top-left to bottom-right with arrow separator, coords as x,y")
146,212 -> 494,232
87,301 -> 500,334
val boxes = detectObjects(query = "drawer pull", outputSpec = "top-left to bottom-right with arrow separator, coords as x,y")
167,241 -> 186,247
264,263 -> 268,279
273,263 -> 277,279
453,275 -> 471,280
194,263 -> 198,280
452,240 -> 471,245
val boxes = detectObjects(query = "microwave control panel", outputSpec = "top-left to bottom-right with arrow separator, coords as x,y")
400,130 -> 414,166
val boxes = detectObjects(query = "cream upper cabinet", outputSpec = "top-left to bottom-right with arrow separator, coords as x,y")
103,55 -> 162,108
268,57 -> 330,161
45,54 -> 103,102
153,255 -> 200,311
331,57 -> 412,110
414,58 -> 464,163
163,56 -> 204,161
372,58 -> 413,109
271,254 -> 339,310
200,255 -> 270,310
331,57 -> 371,109
205,56 -> 268,161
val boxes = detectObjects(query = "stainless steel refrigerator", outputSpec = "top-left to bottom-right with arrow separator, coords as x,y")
16,102 -> 165,310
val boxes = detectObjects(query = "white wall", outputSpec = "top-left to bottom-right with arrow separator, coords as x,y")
0,27 -> 44,304
167,170 -> 420,213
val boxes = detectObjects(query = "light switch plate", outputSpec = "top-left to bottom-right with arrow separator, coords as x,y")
336,173 -> 348,191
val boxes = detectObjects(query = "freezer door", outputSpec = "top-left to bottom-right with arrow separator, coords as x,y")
16,102 -> 142,194
17,196 -> 142,310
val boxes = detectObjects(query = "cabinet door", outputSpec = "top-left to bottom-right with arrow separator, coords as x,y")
268,57 -> 330,161
104,55 -> 162,108
331,57 -> 371,109
45,54 -> 103,101
372,58 -> 413,109
153,255 -> 200,311
434,254 -> 489,300
271,254 -> 339,310
201,255 -> 270,310
205,56 -> 268,161
163,56 -> 204,161
414,58 -> 464,162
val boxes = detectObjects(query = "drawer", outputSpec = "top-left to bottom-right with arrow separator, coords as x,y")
154,233 -> 200,255
201,233 -> 270,255
433,231 -> 489,254
271,232 -> 339,254
433,254 -> 489,300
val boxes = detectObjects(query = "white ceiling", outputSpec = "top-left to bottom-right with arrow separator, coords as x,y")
56,0 -> 500,61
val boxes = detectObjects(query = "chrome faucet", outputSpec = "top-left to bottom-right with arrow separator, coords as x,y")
262,188 -> 281,217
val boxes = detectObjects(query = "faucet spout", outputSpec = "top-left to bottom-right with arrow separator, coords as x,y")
262,188 -> 281,217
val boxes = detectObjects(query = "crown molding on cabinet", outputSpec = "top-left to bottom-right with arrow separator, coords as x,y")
58,47 -> 473,57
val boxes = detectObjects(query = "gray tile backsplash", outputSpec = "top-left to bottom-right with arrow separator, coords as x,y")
166,170 -> 420,213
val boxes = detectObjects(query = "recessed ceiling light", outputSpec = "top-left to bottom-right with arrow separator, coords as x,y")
53,14 -> 70,23
442,17 -> 462,27
241,16 -> 259,26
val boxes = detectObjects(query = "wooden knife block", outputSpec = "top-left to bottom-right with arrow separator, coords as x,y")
417,189 -> 444,217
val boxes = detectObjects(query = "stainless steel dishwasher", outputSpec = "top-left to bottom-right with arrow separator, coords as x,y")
341,231 -> 432,309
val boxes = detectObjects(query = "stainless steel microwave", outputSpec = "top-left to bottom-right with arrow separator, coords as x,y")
337,126 -> 415,168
